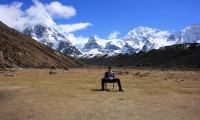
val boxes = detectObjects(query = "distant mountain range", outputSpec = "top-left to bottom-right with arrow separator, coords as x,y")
78,25 -> 200,68
0,22 -> 83,68
79,43 -> 200,68
19,10 -> 200,57
78,25 -> 200,57
0,6 -> 197,58
1,20 -> 199,68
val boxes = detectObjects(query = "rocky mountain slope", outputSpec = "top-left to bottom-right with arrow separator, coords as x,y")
0,21 -> 83,68
79,43 -> 200,68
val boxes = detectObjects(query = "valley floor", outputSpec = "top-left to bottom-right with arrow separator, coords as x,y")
0,68 -> 200,120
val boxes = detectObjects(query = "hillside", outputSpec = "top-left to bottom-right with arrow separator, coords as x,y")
0,22 -> 83,68
79,43 -> 200,68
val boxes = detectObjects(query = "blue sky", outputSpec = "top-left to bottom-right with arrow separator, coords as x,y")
0,0 -> 200,40
65,0 -> 200,38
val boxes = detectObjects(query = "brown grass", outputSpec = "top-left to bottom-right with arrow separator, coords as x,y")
0,68 -> 200,120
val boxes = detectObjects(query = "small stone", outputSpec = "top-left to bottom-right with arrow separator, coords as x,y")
176,79 -> 184,82
4,74 -> 16,77
164,78 -> 168,80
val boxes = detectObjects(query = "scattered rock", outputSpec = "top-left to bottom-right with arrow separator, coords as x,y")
113,71 -> 129,75
51,66 -> 56,70
124,71 -> 129,74
166,73 -> 173,79
64,66 -> 69,70
135,64 -> 142,67
176,79 -> 184,82
135,72 -> 141,77
135,72 -> 150,77
4,74 -> 16,77
164,78 -> 168,80
49,66 -> 57,75
49,70 -> 57,75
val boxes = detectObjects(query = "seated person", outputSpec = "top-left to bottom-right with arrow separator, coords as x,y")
101,66 -> 124,92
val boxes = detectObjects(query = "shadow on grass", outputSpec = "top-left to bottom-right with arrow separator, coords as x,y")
0,90 -> 13,101
90,89 -> 103,92
90,89 -> 119,92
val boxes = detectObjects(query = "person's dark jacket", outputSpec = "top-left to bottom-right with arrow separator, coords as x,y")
104,71 -> 115,79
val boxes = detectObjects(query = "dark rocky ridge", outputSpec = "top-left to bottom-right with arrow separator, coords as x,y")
79,43 -> 200,68
0,21 -> 84,68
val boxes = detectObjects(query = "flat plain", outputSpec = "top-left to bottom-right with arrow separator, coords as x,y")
0,68 -> 200,120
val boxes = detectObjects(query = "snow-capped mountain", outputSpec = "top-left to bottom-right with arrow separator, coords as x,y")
79,27 -> 174,55
81,35 -> 103,53
122,26 -> 175,53
23,12 -> 81,56
78,25 -> 200,57
80,35 -> 124,55
168,24 -> 200,43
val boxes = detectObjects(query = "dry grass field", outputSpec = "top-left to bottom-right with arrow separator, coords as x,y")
0,68 -> 200,120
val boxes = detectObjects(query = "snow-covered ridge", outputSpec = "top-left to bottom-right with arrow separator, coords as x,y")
22,14 -> 200,58
168,24 -> 200,44
78,25 -> 200,57
80,35 -> 124,55
23,13 -> 81,56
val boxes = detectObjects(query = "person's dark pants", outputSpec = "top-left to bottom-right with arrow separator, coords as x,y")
101,78 -> 122,91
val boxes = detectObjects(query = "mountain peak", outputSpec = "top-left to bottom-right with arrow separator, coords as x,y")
128,26 -> 165,35
172,24 -> 200,43
187,24 -> 200,27
88,35 -> 99,42
134,26 -> 159,30
123,26 -> 170,43
23,16 -> 81,56
24,0 -> 55,27
183,24 -> 200,32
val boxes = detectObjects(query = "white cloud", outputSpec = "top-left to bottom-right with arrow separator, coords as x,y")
108,31 -> 120,39
0,0 -> 67,31
25,0 -> 76,25
0,0 -> 91,34
27,0 -> 76,19
59,22 -> 92,33
24,0 -> 54,26
0,2 -> 27,31
45,1 -> 76,19
66,34 -> 89,46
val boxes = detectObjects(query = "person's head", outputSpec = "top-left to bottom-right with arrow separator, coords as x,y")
108,66 -> 112,71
